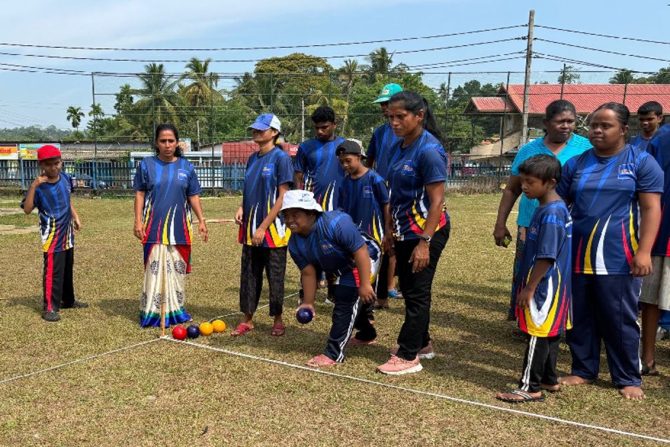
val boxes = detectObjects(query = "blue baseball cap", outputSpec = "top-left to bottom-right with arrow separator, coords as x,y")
249,113 -> 281,132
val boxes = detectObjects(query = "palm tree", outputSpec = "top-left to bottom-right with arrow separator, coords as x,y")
181,58 -> 221,108
66,106 -> 85,132
337,59 -> 360,134
133,63 -> 180,136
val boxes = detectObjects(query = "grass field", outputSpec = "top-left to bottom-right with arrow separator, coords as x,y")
0,194 -> 668,446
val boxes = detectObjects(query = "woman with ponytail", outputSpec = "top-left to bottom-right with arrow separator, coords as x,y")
377,92 -> 450,375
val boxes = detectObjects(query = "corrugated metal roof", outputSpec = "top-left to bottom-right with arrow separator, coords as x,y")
468,84 -> 670,115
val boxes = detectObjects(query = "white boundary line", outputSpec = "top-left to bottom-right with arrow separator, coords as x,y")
0,338 -> 162,386
165,337 -> 670,445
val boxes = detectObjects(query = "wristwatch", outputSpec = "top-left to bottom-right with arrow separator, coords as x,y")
419,233 -> 432,244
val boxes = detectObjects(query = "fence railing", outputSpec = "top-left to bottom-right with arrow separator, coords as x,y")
0,159 -> 510,193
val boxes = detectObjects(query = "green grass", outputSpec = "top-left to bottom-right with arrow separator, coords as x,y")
0,194 -> 668,446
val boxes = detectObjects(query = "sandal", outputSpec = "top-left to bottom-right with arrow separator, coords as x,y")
495,389 -> 545,403
641,361 -> 659,376
271,322 -> 286,337
230,322 -> 253,337
373,300 -> 389,310
306,354 -> 337,368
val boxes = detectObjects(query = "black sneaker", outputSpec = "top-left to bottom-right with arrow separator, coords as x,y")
63,300 -> 89,309
42,311 -> 61,322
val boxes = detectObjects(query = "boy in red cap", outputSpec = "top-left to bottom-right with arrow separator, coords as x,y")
22,145 -> 86,322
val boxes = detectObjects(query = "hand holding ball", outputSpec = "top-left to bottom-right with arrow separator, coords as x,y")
296,307 -> 314,324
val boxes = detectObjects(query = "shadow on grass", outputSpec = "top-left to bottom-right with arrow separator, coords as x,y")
5,295 -> 42,315
98,297 -> 239,325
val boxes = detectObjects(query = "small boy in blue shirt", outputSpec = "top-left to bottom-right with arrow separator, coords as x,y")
496,155 -> 572,403
337,139 -> 390,343
21,145 -> 87,322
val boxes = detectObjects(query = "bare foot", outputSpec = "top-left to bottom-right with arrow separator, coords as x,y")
540,383 -> 561,392
558,375 -> 593,386
619,386 -> 645,400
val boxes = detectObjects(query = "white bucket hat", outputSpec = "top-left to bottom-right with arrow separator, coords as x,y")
281,190 -> 323,213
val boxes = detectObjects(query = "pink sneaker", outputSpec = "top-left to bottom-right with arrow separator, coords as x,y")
377,355 -> 423,375
390,341 -> 435,360
348,337 -> 377,347
306,354 -> 337,368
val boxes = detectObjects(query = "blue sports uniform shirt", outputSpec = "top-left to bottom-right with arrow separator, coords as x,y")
288,211 -> 373,287
133,156 -> 202,246
646,125 -> 670,256
387,130 -> 449,241
294,136 -> 346,211
511,134 -> 592,227
338,169 -> 389,244
367,122 -> 400,180
630,134 -> 653,152
557,144 -> 664,275
239,147 -> 293,248
23,173 -> 75,253
516,201 -> 573,337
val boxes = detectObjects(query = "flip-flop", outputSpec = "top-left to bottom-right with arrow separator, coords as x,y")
641,361 -> 660,376
230,322 -> 253,337
271,322 -> 286,337
496,389 -> 545,403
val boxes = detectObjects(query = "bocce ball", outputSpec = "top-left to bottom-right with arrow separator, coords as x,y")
187,324 -> 200,339
296,307 -> 314,324
172,325 -> 187,340
199,322 -> 214,336
212,319 -> 226,333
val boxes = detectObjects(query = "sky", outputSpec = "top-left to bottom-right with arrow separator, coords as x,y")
0,0 -> 669,129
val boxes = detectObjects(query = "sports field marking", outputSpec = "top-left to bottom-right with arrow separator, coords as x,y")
166,337 -> 670,445
0,338 -> 161,386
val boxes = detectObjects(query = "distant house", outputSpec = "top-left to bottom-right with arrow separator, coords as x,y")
200,140 -> 299,164
465,84 -> 670,159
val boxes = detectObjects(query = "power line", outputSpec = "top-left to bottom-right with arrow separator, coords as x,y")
411,56 -> 526,71
535,38 -> 670,63
0,38 -> 524,64
536,25 -> 670,46
408,51 -> 525,69
0,25 -> 526,52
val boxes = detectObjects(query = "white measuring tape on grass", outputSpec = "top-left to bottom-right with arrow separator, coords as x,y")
165,337 -> 670,445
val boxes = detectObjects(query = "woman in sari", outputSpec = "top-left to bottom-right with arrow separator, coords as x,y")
133,124 -> 208,327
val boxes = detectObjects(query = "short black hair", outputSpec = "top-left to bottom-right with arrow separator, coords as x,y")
593,102 -> 630,126
545,99 -> 577,121
637,101 -> 663,116
311,106 -> 335,124
518,154 -> 561,184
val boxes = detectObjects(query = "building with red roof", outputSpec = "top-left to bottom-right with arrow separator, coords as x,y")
465,84 -> 670,159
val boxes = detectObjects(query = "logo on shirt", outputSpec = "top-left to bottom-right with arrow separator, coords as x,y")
320,241 -> 335,254
527,225 -> 539,241
362,185 -> 373,198
262,163 -> 275,177
178,169 -> 189,182
400,162 -> 415,176
617,164 -> 636,181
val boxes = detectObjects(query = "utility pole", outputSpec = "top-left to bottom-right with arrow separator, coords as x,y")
521,9 -> 535,146
91,72 -> 98,190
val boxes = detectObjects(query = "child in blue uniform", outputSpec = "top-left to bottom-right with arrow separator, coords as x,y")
22,145 -> 86,322
233,114 -> 293,337
337,139 -> 390,344
282,190 -> 380,367
639,124 -> 670,375
496,155 -> 572,403
557,103 -> 663,400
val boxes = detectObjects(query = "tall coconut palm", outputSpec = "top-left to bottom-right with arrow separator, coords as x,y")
181,58 -> 221,108
134,63 -> 180,135
66,106 -> 85,132
337,59 -> 360,134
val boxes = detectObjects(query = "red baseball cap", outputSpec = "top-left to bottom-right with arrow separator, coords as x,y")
37,145 -> 62,161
